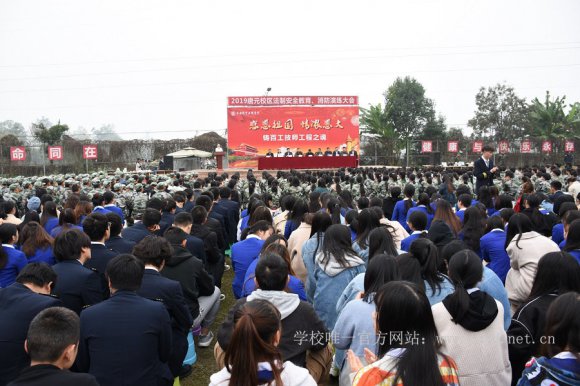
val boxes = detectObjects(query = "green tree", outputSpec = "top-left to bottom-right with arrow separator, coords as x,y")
385,77 -> 434,141
422,112 -> 446,140
528,91 -> 568,139
360,103 -> 397,164
468,83 -> 529,141
31,120 -> 69,145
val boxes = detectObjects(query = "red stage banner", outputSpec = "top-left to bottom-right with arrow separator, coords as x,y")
565,140 -> 575,152
83,145 -> 98,160
541,141 -> 552,153
520,140 -> 532,153
227,97 -> 359,169
228,96 -> 358,107
421,141 -> 433,153
48,146 -> 63,160
447,141 -> 458,153
10,146 -> 26,161
498,141 -> 510,154
472,141 -> 483,153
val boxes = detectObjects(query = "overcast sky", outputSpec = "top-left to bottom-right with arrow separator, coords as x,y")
1,0 -> 579,140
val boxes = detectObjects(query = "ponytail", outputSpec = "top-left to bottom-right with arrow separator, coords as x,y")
444,250 -> 484,324
224,300 -> 283,386
327,198 -> 341,225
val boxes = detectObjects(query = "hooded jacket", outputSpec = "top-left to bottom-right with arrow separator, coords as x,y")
217,290 -> 328,367
308,251 -> 365,329
432,289 -> 511,386
516,353 -> 580,386
161,244 -> 214,319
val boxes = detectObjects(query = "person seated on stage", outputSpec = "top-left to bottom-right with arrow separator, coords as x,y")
265,149 -> 274,158
315,148 -> 323,156
332,147 -> 341,156
295,148 -> 304,157
305,149 -> 314,157
340,146 -> 348,156
349,148 -> 358,157
284,149 -> 294,157
324,147 -> 333,156
276,149 -> 284,157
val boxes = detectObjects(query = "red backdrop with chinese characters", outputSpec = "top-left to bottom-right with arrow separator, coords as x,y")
227,96 -> 359,168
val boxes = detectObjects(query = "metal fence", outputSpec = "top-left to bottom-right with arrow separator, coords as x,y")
360,139 -> 577,168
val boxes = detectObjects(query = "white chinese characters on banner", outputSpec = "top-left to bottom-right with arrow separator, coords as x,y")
498,141 -> 510,154
48,146 -> 63,160
541,141 -> 552,153
565,140 -> 575,152
421,141 -> 433,153
83,145 -> 98,160
520,141 -> 532,153
447,141 -> 458,153
472,141 -> 483,153
10,146 -> 26,161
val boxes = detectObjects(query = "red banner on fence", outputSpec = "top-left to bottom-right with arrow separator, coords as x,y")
472,141 -> 483,153
520,140 -> 532,153
83,145 -> 98,160
421,141 -> 433,153
447,141 -> 458,153
10,146 -> 26,161
498,141 -> 510,154
565,140 -> 575,152
227,97 -> 359,168
541,141 -> 552,153
48,146 -> 63,160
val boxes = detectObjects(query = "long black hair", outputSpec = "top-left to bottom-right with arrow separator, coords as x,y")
326,198 -> 342,225
368,226 -> 399,260
527,251 -> 580,301
354,208 -> 380,250
563,219 -> 580,252
403,184 -> 416,213
320,224 -> 358,269
309,212 -> 332,263
409,238 -> 444,296
375,281 -> 452,386
288,198 -> 308,225
461,206 -> 486,252
505,213 -> 534,250
445,250 -> 484,324
416,193 -> 434,215
363,254 -> 399,302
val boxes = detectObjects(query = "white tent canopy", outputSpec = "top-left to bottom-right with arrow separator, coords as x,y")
166,147 -> 212,159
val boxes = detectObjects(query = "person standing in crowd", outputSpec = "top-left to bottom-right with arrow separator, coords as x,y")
0,263 -> 62,385
51,230 -> 103,314
473,145 -> 498,195
0,223 -> 27,288
347,281 -> 460,385
210,298 -> 317,386
7,307 -> 99,386
77,254 -> 173,386
134,236 -> 194,380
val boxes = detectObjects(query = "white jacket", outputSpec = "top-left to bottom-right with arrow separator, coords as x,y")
505,231 -> 560,313
209,361 -> 316,386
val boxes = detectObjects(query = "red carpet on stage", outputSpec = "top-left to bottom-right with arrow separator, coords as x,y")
258,156 -> 358,170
